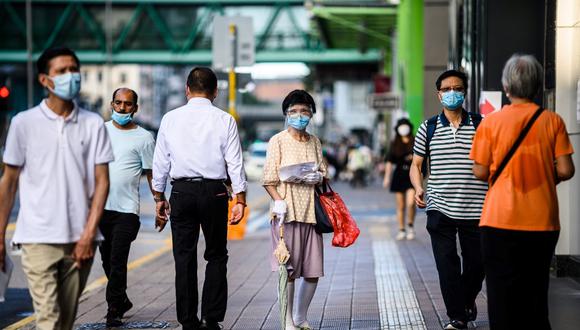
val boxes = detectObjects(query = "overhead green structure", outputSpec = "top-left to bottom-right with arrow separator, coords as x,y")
397,0 -> 423,129
310,2 -> 397,75
0,0 -> 382,64
310,6 -> 396,48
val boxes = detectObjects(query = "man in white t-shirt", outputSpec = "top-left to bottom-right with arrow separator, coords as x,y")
100,88 -> 155,327
0,47 -> 114,330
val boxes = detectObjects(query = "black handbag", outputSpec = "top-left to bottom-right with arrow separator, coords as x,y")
314,181 -> 333,234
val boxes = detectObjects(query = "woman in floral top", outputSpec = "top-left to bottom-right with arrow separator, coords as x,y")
262,90 -> 327,330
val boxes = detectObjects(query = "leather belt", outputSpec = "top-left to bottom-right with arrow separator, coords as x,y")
172,177 -> 225,184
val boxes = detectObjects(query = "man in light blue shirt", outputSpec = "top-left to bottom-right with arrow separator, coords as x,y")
100,88 -> 155,327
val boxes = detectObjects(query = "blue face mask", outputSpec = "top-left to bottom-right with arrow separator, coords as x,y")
287,114 -> 311,130
111,110 -> 133,126
440,90 -> 465,110
48,72 -> 81,101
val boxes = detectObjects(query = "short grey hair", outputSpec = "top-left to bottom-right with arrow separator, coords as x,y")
501,54 -> 543,100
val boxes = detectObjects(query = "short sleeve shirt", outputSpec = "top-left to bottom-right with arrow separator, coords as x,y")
104,121 -> 155,215
470,103 -> 574,231
413,111 -> 488,220
262,130 -> 327,224
4,100 -> 114,244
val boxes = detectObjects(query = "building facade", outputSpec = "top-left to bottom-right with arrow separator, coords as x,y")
447,0 -> 580,277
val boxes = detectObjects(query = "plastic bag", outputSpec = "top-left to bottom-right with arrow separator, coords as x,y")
317,183 -> 360,247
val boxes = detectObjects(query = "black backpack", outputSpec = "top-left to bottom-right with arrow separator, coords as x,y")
421,112 -> 482,176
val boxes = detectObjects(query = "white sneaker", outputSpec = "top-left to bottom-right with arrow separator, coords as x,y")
406,228 -> 415,240
396,230 -> 406,241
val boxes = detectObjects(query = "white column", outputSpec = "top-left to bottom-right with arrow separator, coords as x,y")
555,0 -> 580,255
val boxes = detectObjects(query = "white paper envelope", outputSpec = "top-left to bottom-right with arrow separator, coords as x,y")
279,162 -> 318,183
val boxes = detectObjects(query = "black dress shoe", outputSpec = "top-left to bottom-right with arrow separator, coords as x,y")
105,299 -> 133,327
182,323 -> 200,330
118,298 -> 133,318
105,313 -> 123,327
199,318 -> 223,330
466,302 -> 477,322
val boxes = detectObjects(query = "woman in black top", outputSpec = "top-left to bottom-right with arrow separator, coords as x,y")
383,118 -> 416,240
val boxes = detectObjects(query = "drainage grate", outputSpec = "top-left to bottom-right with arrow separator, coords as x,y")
76,321 -> 175,330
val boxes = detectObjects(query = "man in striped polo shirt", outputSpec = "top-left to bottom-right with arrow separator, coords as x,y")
410,70 -> 487,330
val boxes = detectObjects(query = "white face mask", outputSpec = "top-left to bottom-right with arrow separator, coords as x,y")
48,72 -> 81,101
397,124 -> 411,136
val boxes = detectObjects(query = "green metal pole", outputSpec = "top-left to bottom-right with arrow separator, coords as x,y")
181,7 -> 211,52
257,4 -> 283,50
113,3 -> 144,53
43,2 -> 75,50
75,3 -> 107,51
144,4 -> 178,51
3,2 -> 27,38
397,0 -> 423,130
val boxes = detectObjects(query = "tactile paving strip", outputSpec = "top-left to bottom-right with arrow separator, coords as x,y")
373,240 -> 427,330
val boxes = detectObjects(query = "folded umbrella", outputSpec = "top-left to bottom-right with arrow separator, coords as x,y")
273,216 -> 290,330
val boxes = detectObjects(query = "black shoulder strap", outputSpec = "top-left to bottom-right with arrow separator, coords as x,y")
469,112 -> 483,129
421,115 -> 439,175
490,107 -> 544,186
425,115 -> 439,148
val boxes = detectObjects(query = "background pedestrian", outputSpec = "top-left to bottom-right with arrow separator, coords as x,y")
99,88 -> 155,327
471,54 -> 575,330
347,143 -> 372,188
410,70 -> 487,330
152,67 -> 247,330
262,90 -> 327,330
383,118 -> 416,240
0,47 -> 113,330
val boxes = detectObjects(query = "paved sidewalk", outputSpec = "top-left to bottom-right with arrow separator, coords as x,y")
71,210 -> 386,328
60,182 -> 482,330
6,182 -> 580,329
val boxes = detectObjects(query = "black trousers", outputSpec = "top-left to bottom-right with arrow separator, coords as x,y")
481,227 -> 559,330
99,210 -> 140,310
169,180 -> 229,330
426,210 -> 485,321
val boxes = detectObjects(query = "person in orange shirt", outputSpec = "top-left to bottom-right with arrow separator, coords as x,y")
470,54 -> 575,330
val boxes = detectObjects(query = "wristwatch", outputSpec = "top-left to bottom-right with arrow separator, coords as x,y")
154,196 -> 166,203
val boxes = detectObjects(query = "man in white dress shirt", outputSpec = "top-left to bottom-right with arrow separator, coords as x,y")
100,88 -> 156,327
0,47 -> 113,330
152,67 -> 247,330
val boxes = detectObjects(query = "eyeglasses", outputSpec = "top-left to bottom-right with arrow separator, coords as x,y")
287,107 -> 313,118
439,86 -> 465,93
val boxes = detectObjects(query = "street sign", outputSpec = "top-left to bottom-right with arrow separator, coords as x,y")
368,93 -> 400,111
479,91 -> 502,115
215,72 -> 253,89
212,16 -> 255,70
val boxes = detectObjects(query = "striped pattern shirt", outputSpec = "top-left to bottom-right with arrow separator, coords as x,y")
413,111 -> 488,220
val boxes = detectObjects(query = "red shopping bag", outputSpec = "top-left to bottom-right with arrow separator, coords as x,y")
317,183 -> 360,247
